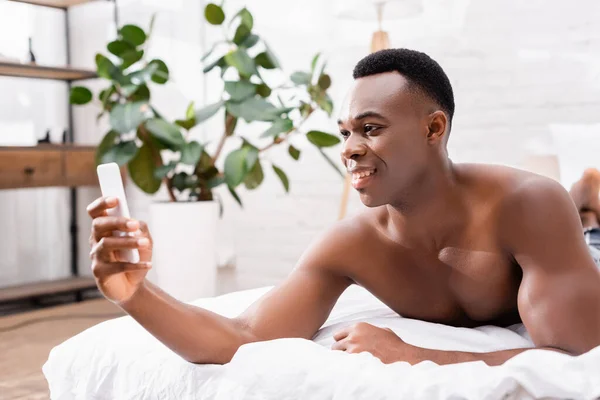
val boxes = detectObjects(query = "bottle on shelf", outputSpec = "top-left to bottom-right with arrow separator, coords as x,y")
27,37 -> 36,64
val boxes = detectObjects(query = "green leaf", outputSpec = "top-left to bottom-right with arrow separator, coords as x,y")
101,140 -> 139,166
180,141 -> 203,165
175,118 -> 195,130
154,162 -> 176,179
316,93 -> 334,116
244,159 -> 263,190
240,34 -> 259,49
195,100 -> 224,124
306,130 -> 340,147
207,175 -> 225,189
120,49 -> 144,70
130,84 -> 150,102
95,53 -> 119,80
185,101 -> 195,120
288,145 -> 300,161
203,56 -> 225,73
244,144 -> 259,170
224,49 -> 255,77
70,86 -> 92,105
95,130 -> 119,165
317,148 -> 344,178
256,83 -> 271,98
226,97 -> 278,122
233,24 -> 251,46
172,172 -> 196,192
120,84 -> 139,97
260,118 -> 293,138
128,143 -> 161,194
318,74 -> 331,90
311,52 -> 320,73
128,62 -> 159,85
235,7 -> 253,30
227,185 -> 243,207
107,40 -> 135,57
224,148 -> 248,187
144,118 -> 185,150
224,80 -> 256,102
205,3 -> 225,25
263,41 -> 280,69
254,52 -> 276,69
291,71 -> 311,85
99,86 -> 115,105
119,24 -> 146,46
149,59 -> 169,84
109,102 -> 151,134
272,164 -> 289,193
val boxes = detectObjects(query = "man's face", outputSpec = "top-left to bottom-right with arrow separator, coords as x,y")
338,72 -> 434,207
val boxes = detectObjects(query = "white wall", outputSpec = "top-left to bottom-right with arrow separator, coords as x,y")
1,0 -> 600,290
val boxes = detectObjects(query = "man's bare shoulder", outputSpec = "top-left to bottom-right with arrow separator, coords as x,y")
298,208 -> 385,276
457,163 -> 579,249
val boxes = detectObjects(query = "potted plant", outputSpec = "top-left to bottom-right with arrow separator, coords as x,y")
70,5 -> 342,300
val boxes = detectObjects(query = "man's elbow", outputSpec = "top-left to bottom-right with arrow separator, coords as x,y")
184,320 -> 259,365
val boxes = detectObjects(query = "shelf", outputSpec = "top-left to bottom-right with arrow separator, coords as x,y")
0,145 -> 98,189
8,0 -> 94,9
0,61 -> 97,81
0,277 -> 97,303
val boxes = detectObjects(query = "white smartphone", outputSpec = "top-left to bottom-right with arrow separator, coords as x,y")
97,162 -> 140,264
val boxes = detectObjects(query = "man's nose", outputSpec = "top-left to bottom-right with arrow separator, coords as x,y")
341,133 -> 367,161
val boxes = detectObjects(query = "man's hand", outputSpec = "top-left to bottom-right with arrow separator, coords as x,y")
87,196 -> 153,305
332,322 -> 419,364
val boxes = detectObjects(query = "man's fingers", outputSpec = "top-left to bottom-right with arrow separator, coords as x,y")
331,338 -> 348,351
92,216 -> 140,241
87,197 -> 118,218
92,261 -> 151,278
333,327 -> 350,342
90,237 -> 150,261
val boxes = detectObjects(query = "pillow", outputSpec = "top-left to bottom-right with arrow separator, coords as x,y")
43,285 -> 533,399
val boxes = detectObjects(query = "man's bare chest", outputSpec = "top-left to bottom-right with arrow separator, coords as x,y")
347,239 -> 522,327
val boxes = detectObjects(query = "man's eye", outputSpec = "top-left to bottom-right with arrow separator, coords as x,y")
364,125 -> 378,134
340,130 -> 350,138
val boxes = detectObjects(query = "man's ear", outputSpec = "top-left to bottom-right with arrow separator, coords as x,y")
426,111 -> 448,143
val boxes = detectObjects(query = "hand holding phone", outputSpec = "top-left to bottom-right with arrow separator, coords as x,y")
96,163 -> 140,264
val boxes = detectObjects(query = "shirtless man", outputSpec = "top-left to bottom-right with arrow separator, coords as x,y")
87,48 -> 600,366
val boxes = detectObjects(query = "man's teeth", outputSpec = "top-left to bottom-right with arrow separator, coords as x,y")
352,170 -> 376,179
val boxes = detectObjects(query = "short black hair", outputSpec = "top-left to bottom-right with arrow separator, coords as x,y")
353,48 -> 455,129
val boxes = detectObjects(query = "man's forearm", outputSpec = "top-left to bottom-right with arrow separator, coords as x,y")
119,280 -> 254,364
408,346 -> 571,366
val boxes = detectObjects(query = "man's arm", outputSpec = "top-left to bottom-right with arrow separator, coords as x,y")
119,225 -> 352,365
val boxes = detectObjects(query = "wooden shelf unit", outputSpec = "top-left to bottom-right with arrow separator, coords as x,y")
0,61 -> 97,81
0,145 -> 98,189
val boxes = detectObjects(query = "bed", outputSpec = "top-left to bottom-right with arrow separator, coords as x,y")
43,285 -> 600,399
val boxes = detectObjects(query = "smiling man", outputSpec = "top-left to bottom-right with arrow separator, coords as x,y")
87,48 -> 600,366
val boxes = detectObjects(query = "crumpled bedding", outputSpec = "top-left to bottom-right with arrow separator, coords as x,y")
43,285 -> 600,399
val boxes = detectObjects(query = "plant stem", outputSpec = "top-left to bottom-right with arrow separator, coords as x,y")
138,124 -> 177,202
211,112 -> 236,165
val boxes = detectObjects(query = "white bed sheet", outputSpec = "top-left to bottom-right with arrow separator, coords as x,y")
43,285 -> 600,400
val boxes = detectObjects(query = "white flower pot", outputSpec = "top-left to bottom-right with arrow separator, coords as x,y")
149,200 -> 219,301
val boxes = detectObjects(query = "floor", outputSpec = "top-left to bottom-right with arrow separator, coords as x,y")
0,297 -> 124,400
0,267 -> 278,400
